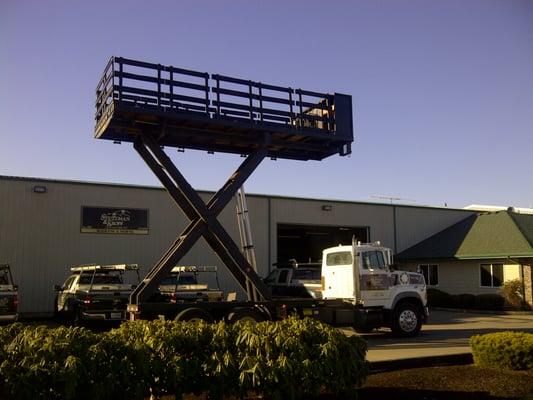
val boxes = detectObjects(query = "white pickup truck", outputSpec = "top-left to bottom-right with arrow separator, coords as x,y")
0,264 -> 18,322
54,264 -> 140,324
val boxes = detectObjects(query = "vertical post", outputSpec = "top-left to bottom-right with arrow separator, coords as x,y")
204,74 -> 209,114
248,81 -> 253,121
288,88 -> 293,126
298,90 -> 303,128
169,67 -> 174,110
157,64 -> 161,108
258,83 -> 263,122
118,58 -> 122,103
216,76 -> 220,116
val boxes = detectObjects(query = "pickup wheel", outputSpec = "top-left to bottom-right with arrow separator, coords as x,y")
391,302 -> 422,337
174,308 -> 213,323
227,308 -> 266,323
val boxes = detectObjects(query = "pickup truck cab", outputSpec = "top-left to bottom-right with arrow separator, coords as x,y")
0,264 -> 18,322
54,264 -> 140,324
158,266 -> 224,303
263,261 -> 322,299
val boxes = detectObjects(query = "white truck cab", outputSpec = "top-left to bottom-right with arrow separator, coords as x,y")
321,242 -> 428,336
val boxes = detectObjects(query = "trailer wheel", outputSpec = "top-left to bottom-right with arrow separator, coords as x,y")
391,302 -> 421,337
174,308 -> 213,323
227,308 -> 266,323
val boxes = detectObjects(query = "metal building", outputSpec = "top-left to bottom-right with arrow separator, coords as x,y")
0,175 -> 474,316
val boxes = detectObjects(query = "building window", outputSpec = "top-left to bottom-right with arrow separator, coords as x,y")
419,264 -> 439,286
480,264 -> 503,287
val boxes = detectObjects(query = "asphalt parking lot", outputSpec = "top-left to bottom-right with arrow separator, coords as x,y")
342,310 -> 533,362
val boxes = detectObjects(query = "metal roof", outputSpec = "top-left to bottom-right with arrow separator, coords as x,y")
398,210 -> 533,261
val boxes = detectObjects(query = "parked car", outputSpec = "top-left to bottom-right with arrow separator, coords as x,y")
0,264 -> 18,322
54,263 -> 140,324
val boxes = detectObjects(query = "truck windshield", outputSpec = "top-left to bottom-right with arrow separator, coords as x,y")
326,251 -> 352,266
160,274 -> 197,285
79,274 -> 122,284
292,269 -> 321,281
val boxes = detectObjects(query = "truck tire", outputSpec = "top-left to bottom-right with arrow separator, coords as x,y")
174,308 -> 213,323
227,308 -> 266,323
391,302 -> 422,337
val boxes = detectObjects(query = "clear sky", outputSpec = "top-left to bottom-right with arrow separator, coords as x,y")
1,0 -> 532,209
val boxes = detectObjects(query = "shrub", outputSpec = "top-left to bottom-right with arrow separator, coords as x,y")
427,288 -> 452,307
0,325 -> 99,400
0,317 -> 368,400
501,279 -> 523,309
470,332 -> 533,370
450,293 -> 476,309
234,317 -> 367,399
474,293 -> 505,310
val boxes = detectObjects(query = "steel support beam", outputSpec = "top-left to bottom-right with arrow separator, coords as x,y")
129,132 -> 270,307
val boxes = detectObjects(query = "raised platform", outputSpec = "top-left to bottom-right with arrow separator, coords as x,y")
95,57 -> 353,161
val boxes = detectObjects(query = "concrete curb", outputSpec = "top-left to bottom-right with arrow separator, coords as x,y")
368,353 -> 473,373
431,307 -> 533,315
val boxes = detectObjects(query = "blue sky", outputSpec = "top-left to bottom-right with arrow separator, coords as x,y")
1,0 -> 532,209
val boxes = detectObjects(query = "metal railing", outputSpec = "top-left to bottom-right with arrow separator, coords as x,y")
96,56 -> 335,134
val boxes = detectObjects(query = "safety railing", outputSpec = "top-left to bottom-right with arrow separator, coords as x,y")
96,57 -> 335,134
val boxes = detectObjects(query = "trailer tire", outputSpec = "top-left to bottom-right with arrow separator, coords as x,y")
227,308 -> 266,323
174,308 -> 213,323
391,302 -> 422,337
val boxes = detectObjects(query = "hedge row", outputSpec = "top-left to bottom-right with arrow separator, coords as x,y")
0,318 -> 367,400
470,332 -> 533,371
427,288 -> 505,310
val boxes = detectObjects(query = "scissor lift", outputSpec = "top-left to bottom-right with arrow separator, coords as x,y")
94,57 -> 354,320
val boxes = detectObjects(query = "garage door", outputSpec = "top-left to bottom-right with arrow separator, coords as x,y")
277,224 -> 369,265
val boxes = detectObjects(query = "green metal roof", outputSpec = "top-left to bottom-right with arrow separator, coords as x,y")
398,210 -> 533,261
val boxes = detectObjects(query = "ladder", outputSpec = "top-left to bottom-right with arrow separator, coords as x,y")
235,187 -> 261,300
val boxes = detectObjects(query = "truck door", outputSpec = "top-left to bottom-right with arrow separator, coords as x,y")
322,250 -> 355,300
57,276 -> 76,312
360,250 -> 391,306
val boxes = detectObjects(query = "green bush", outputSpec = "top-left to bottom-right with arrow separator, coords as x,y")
427,288 -> 452,307
450,293 -> 476,309
0,317 -> 367,400
470,332 -> 533,370
501,279 -> 523,309
0,325 -> 99,400
474,293 -> 505,310
234,317 -> 367,399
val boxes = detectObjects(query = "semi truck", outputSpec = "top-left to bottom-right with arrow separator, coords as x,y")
129,241 -> 428,337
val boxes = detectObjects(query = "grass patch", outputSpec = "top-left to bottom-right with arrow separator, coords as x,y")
155,364 -> 533,399
359,365 -> 533,400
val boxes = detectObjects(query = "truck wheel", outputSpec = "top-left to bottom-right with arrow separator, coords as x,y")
391,302 -> 421,337
227,308 -> 266,323
174,308 -> 213,323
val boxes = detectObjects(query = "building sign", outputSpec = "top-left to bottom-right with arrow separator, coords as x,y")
81,207 -> 149,234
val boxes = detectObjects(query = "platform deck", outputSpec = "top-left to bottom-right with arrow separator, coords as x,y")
95,57 -> 353,161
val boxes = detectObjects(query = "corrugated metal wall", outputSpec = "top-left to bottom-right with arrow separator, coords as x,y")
0,176 -> 475,315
